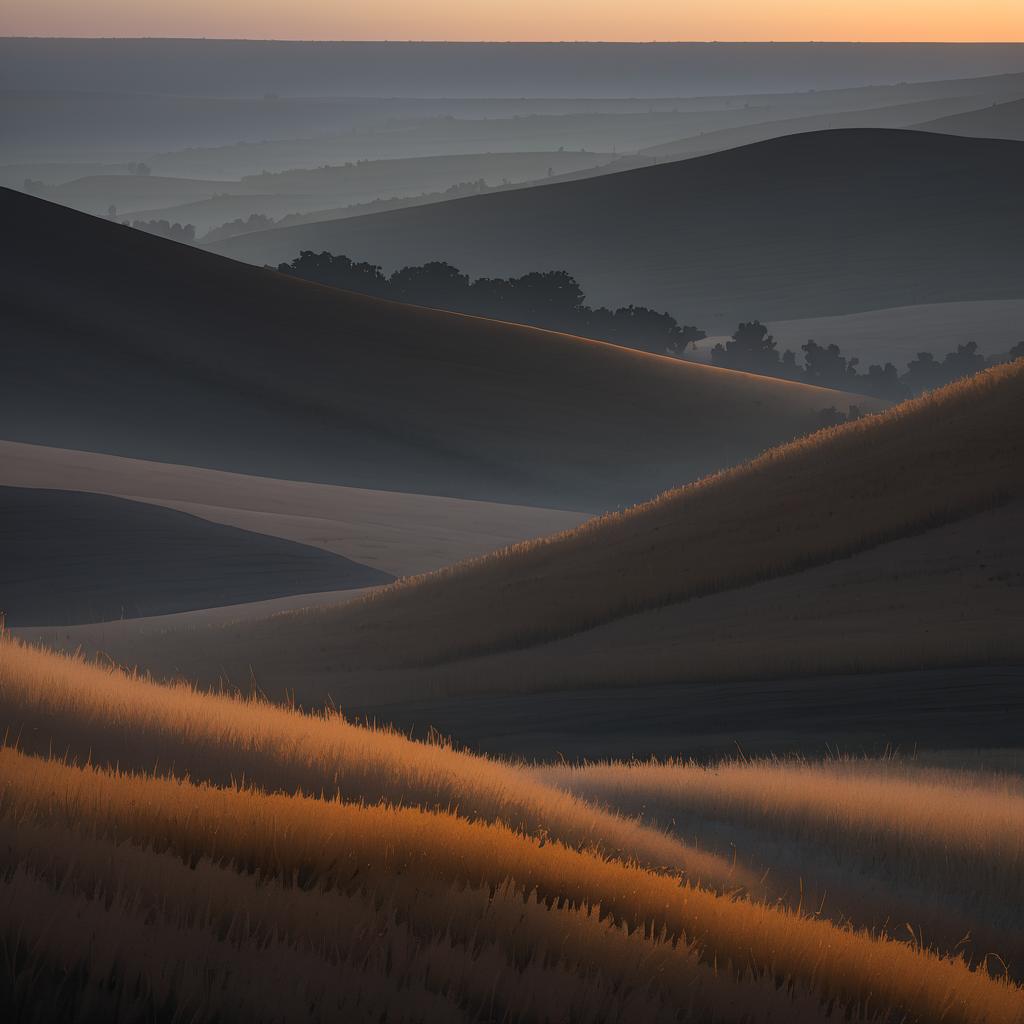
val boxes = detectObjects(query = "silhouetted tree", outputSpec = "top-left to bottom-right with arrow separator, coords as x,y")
712,321 -> 787,375
901,352 -> 943,394
1008,340 -> 1024,360
802,340 -> 861,389
506,271 -> 586,329
939,341 -> 987,383
389,262 -> 471,308
279,252 -> 702,360
667,323 -> 708,357
865,362 -> 907,400
278,251 -> 389,297
902,342 -> 987,395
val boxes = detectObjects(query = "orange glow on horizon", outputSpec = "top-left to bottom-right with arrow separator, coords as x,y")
4,1 -> 1024,44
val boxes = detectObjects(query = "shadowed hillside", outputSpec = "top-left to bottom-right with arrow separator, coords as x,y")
0,441 -> 587,580
73,362 -> 1021,705
2,187 -> 857,511
0,486 -> 392,626
212,130 -> 1024,331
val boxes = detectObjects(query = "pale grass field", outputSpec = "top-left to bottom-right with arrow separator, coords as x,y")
2,639 -> 1024,1021
65,361 -> 1022,706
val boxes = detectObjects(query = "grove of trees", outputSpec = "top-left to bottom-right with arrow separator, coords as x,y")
280,252 -> 705,357
712,321 -> 1019,398
280,252 -> 1022,396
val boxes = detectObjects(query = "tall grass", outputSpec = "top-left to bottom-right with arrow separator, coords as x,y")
0,633 -> 740,888
2,818 -> 748,1024
3,746 -> 1023,1024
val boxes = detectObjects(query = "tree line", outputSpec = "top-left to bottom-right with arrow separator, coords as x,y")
280,252 -> 1021,397
710,321 -> 1023,399
278,251 -> 706,356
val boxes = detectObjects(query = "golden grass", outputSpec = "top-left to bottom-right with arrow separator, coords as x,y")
4,746 -> 1023,1024
3,640 -> 1024,1021
0,633 -> 740,888
2,818 -> 734,1024
538,756 -> 1024,893
86,361 -> 1022,703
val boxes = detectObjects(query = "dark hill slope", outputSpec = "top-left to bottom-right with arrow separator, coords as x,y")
0,486 -> 391,627
212,130 -> 1024,332
1,188 -> 849,511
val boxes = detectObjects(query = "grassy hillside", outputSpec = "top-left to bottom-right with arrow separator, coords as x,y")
3,637 -> 1022,1023
211,130 -> 1024,331
2,187 -> 853,511
96,361 -> 1019,702
0,636 -> 733,885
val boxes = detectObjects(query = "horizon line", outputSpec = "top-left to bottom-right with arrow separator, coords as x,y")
5,36 -> 1024,46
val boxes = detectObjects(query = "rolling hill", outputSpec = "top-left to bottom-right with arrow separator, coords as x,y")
5,637 -> 1022,1024
911,96 -> 1024,141
212,130 -> 1024,332
66,362 -> 1022,715
0,486 -> 391,627
2,186 -> 858,511
32,151 -> 621,230
637,94 -> 991,160
0,440 -> 586,580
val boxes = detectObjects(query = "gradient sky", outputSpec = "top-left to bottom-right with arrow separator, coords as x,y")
5,1 -> 1024,43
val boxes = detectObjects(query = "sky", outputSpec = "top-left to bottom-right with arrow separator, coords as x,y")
5,1 -> 1024,43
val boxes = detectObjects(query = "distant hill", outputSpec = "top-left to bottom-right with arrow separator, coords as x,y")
2,188 -> 852,511
912,97 -> 1024,141
0,440 -> 586,581
638,95 -> 989,160
0,486 -> 391,626
767,299 -> 1024,369
212,130 -> 1024,332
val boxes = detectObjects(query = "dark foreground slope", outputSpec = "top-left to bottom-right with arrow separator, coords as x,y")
0,487 -> 392,626
1,187 -> 852,510
213,130 -> 1024,330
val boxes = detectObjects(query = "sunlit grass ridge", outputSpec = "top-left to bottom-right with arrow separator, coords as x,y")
4,746 -> 1023,1024
3,640 -> 1024,1021
203,360 -> 1024,675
